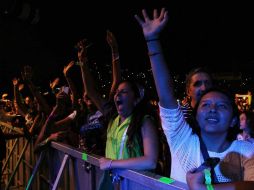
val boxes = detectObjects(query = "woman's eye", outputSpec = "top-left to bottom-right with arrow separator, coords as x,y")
115,90 -> 128,95
201,103 -> 209,107
120,90 -> 128,94
217,104 -> 227,109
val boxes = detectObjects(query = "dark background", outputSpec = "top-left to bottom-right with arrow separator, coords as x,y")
1,0 -> 254,98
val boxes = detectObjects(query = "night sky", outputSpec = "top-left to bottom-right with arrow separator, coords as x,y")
1,1 -> 254,98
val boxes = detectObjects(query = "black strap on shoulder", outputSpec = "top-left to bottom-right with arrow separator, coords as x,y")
199,136 -> 219,184
180,101 -> 219,183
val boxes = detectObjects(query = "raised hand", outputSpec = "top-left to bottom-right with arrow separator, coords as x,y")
48,131 -> 66,142
63,61 -> 75,77
106,30 -> 118,51
134,8 -> 169,40
77,39 -> 89,64
50,77 -> 60,90
106,30 -> 119,64
18,83 -> 24,91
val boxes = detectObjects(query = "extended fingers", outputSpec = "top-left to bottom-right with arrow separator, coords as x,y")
66,61 -> 74,69
158,8 -> 169,22
142,9 -> 150,22
134,9 -> 150,25
134,14 -> 144,26
107,30 -> 112,39
153,9 -> 158,19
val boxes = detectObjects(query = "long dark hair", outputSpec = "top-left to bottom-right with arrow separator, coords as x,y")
192,87 -> 240,141
118,80 -> 160,157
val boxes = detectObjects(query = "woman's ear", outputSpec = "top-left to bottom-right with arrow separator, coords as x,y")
230,116 -> 238,128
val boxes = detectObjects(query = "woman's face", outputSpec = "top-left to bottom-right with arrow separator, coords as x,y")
239,113 -> 247,130
196,91 -> 234,135
114,82 -> 137,118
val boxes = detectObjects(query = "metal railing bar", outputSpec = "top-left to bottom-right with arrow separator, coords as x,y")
52,154 -> 69,190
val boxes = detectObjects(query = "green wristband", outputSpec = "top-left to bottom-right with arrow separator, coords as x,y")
206,184 -> 214,190
204,169 -> 214,190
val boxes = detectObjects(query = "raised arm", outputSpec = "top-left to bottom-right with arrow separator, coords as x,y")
106,30 -> 121,100
135,8 -> 177,109
63,61 -> 78,106
22,65 -> 51,115
12,78 -> 28,116
34,91 -> 69,148
77,39 -> 108,114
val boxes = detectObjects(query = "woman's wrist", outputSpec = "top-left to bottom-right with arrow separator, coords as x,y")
109,159 -> 113,169
145,35 -> 159,41
146,38 -> 159,42
148,52 -> 161,56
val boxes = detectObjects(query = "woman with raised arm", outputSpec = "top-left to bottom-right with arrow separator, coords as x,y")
78,30 -> 121,108
33,89 -> 75,153
12,77 -> 28,116
78,34 -> 158,168
76,31 -> 121,155
135,8 -> 254,190
78,32 -> 159,190
22,65 -> 51,115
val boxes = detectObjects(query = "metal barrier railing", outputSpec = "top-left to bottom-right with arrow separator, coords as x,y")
1,121 -> 31,190
26,142 -> 189,190
0,121 -> 46,190
1,119 -> 188,190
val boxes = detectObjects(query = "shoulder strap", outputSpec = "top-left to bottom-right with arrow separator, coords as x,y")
199,136 -> 219,184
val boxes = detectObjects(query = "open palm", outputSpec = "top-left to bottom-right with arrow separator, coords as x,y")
134,8 -> 169,40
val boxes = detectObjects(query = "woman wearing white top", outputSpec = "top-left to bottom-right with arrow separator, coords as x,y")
135,8 -> 254,190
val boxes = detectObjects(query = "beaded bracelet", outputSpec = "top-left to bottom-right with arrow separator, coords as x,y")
148,52 -> 161,56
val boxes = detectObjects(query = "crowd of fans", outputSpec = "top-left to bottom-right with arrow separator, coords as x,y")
0,7 -> 254,190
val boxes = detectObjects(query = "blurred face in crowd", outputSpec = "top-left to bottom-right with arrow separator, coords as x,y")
239,112 -> 247,130
187,72 -> 212,108
25,96 -> 31,106
83,93 -> 96,111
196,91 -> 234,136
